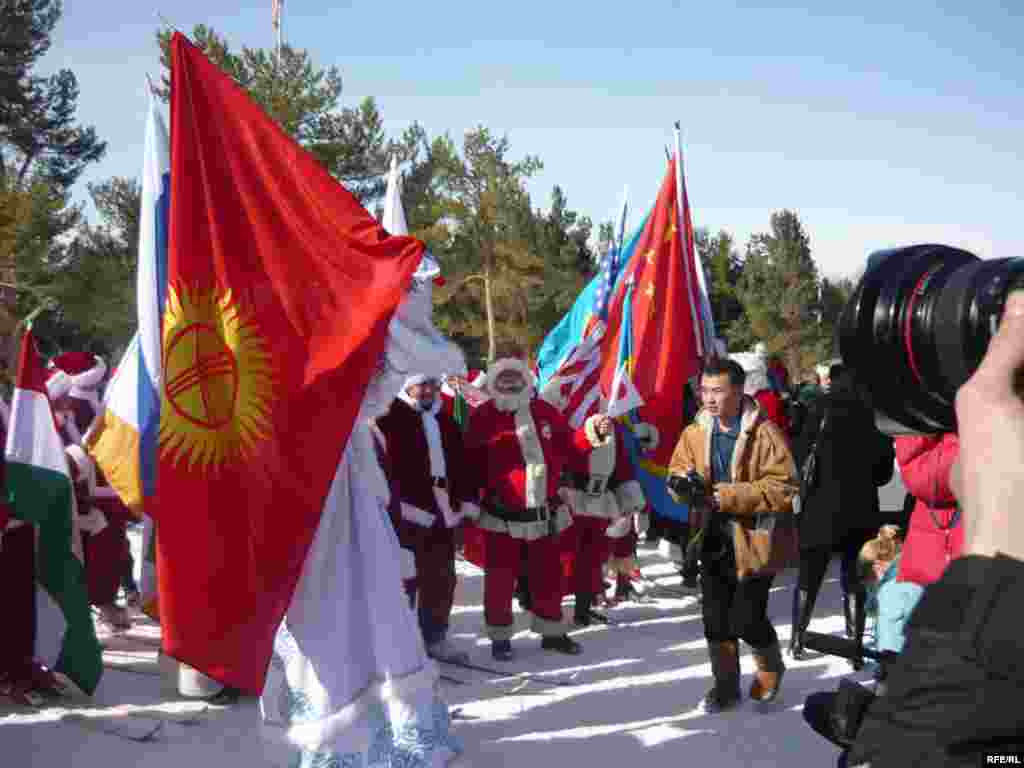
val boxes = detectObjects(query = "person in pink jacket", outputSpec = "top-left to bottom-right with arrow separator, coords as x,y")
892,433 -> 964,586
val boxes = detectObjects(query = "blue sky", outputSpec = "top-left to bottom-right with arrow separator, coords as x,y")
47,0 -> 1023,278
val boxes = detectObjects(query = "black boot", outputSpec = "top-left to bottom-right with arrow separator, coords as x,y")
614,576 -> 634,603
842,592 -> 855,639
845,590 -> 867,671
574,592 -> 593,626
789,588 -> 815,660
491,640 -> 514,662
515,584 -> 531,612
701,640 -> 741,713
541,634 -> 582,655
574,593 -> 608,626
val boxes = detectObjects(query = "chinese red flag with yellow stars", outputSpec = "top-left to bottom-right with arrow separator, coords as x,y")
158,33 -> 423,693
600,158 -> 706,471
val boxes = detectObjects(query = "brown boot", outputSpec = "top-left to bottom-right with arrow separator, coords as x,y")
701,640 -> 741,713
749,641 -> 785,702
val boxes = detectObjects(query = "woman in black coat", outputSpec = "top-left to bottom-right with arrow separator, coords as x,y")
790,364 -> 895,661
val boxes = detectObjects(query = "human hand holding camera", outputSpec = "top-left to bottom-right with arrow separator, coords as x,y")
592,414 -> 614,439
951,289 -> 1024,562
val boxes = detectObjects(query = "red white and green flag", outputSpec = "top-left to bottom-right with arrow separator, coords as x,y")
5,329 -> 103,694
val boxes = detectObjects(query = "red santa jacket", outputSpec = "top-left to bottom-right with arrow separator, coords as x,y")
59,397 -> 133,529
894,434 -> 963,586
560,422 -> 645,519
754,389 -> 787,434
464,398 -> 605,513
377,398 -> 468,528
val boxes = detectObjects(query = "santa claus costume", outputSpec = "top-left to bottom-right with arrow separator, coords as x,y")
557,419 -> 653,623
461,352 -> 611,661
377,374 -> 471,663
47,352 -> 134,630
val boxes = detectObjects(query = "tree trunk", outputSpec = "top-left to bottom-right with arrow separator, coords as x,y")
483,262 -> 496,365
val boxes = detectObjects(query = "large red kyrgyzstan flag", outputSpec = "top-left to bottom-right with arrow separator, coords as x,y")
157,33 -> 423,693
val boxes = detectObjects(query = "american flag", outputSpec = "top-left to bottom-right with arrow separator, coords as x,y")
540,326 -> 606,428
591,244 -> 618,322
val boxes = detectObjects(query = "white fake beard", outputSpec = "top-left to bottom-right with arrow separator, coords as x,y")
492,388 -> 532,413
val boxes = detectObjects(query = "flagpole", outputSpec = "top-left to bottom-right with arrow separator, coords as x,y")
674,123 -> 705,360
272,0 -> 283,67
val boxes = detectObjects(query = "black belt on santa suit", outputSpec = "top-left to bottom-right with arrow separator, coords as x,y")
485,496 -> 560,523
563,471 -> 613,496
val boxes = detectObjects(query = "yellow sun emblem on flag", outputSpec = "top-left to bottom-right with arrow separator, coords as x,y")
159,284 -> 276,472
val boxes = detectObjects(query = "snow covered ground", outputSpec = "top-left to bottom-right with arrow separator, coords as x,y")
3,534 -> 870,767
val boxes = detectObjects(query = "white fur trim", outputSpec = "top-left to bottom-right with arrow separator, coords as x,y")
588,432 -> 616,482
635,510 -> 651,536
633,422 -> 660,453
398,547 -> 417,581
65,445 -> 96,496
606,514 -> 632,538
561,486 -> 619,519
529,611 -> 569,637
615,480 -> 645,516
47,370 -> 72,400
71,356 -> 106,391
459,501 -> 481,521
400,502 -> 436,528
476,504 -> 571,541
514,406 -> 547,509
402,373 -> 431,389
395,387 -> 441,415
280,665 -> 437,752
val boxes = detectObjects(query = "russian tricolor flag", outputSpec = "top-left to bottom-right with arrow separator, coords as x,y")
86,95 -> 169,611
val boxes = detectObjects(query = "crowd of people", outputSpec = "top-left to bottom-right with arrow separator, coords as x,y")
3,291 -> 1023,766
0,352 -> 140,706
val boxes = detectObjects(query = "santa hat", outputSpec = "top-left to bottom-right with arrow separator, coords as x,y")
402,373 -> 438,391
815,364 -> 830,378
50,352 -> 107,392
46,369 -> 73,400
468,369 -> 487,387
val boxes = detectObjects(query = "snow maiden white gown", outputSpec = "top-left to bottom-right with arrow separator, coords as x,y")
261,253 -> 468,768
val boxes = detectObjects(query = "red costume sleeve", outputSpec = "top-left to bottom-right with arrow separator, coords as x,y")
462,402 -> 491,505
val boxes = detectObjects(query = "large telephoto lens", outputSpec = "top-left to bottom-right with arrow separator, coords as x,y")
839,245 -> 1024,434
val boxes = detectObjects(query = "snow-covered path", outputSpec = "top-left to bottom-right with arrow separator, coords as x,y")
3,538 -> 868,767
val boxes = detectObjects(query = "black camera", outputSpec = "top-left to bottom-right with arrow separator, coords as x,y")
666,469 -> 709,508
839,245 -> 1024,434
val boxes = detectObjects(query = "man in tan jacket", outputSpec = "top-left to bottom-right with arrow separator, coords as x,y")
668,358 -> 798,713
